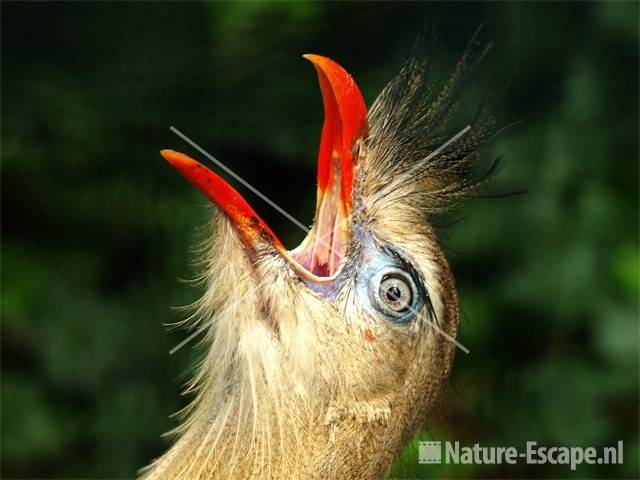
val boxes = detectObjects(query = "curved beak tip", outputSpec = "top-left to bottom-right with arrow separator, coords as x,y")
302,53 -> 321,63
160,148 -> 284,251
160,149 -> 186,167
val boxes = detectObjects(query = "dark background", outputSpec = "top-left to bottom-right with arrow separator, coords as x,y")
2,2 -> 638,479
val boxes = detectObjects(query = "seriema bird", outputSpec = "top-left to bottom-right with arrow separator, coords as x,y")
143,38 -> 496,480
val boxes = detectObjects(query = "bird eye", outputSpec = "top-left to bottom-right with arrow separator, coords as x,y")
379,274 -> 413,312
367,267 -> 420,322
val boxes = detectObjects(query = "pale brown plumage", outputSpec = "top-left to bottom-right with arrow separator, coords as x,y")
142,34 -> 495,480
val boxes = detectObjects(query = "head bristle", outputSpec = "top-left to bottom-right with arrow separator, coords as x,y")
361,30 -> 499,216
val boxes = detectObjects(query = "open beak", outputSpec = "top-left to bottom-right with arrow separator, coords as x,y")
162,55 -> 368,281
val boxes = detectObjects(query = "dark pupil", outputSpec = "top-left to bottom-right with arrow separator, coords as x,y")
386,286 -> 402,302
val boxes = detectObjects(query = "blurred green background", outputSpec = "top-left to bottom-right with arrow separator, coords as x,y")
2,2 -> 638,479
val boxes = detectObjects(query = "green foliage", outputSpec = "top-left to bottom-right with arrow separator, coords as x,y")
2,2 -> 638,478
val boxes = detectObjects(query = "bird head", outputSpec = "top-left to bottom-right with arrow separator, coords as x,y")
152,44 -> 494,479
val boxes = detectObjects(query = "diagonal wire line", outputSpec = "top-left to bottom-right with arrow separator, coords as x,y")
170,126 -> 311,234
334,126 -> 471,231
408,303 -> 470,354
169,321 -> 213,355
379,125 -> 471,198
167,126 -> 471,355
170,126 -> 352,259
169,281 -> 262,355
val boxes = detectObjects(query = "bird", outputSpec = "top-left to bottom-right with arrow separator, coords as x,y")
142,36 -> 496,480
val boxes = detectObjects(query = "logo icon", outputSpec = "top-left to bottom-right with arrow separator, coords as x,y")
419,441 -> 442,464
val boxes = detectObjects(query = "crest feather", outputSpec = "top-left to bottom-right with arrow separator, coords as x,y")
362,28 -> 500,215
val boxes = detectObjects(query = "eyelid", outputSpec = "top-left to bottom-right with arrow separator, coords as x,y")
380,244 -> 428,299
377,243 -> 436,323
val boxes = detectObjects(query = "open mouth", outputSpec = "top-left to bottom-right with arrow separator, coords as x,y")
161,54 -> 367,282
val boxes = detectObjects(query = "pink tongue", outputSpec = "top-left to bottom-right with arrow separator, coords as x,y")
291,163 -> 346,277
309,169 -> 344,276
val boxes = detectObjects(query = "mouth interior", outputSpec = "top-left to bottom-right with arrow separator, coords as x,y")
289,154 -> 347,278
